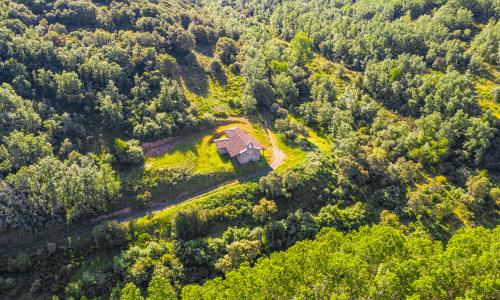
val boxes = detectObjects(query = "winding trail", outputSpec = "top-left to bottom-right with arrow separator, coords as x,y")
0,117 -> 284,257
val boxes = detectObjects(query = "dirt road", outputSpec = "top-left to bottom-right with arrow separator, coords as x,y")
264,117 -> 285,169
0,117 -> 284,257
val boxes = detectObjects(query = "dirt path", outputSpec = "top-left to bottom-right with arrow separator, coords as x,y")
264,117 -> 285,169
0,117 -> 285,257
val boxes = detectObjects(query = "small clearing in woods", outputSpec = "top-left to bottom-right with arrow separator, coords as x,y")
141,118 -> 272,200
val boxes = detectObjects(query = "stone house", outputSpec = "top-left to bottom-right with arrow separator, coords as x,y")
214,127 -> 264,164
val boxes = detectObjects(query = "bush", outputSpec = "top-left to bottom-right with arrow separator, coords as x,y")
173,208 -> 206,240
189,24 -> 217,45
8,252 -> 31,272
92,221 -> 129,251
0,277 -> 15,295
315,202 -> 367,230
201,113 -> 216,126
167,26 -> 195,55
206,58 -> 224,80
274,117 -> 307,140
490,87 -> 500,102
252,198 -> 277,222
215,37 -> 238,65
114,138 -> 144,164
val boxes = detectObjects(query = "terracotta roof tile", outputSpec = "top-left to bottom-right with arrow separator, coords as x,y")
214,127 -> 264,157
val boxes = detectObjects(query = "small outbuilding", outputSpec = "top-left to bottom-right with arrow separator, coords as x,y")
214,127 -> 264,164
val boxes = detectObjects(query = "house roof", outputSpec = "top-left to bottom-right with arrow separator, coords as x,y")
214,127 -> 264,157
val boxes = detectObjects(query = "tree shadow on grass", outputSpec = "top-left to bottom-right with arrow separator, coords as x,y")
281,134 -> 317,152
177,53 -> 209,97
213,72 -> 228,85
477,67 -> 500,83
196,44 -> 216,57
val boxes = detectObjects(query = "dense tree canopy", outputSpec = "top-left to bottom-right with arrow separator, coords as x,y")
183,225 -> 499,299
0,0 -> 498,299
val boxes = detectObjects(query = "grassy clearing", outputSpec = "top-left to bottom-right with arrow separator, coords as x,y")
274,122 -> 332,172
144,118 -> 271,201
474,64 -> 499,119
305,126 -> 332,153
182,51 -> 244,116
184,73 -> 243,116
307,54 -> 358,94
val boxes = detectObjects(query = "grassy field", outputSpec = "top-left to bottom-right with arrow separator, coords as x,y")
184,73 -> 244,116
307,54 -> 358,94
274,127 -> 332,171
144,118 -> 272,201
181,51 -> 244,116
475,65 -> 500,119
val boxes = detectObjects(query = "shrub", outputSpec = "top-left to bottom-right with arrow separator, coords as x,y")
114,138 -> 144,164
215,37 -> 238,65
490,87 -> 500,102
173,208 -> 206,240
252,198 -> 278,222
92,221 -> 129,251
206,58 -> 224,80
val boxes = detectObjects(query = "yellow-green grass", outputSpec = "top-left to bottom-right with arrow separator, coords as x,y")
134,182 -> 257,232
144,118 -> 271,200
274,136 -> 307,171
184,73 -> 243,116
183,51 -> 244,116
307,54 -> 358,93
274,123 -> 332,172
474,63 -> 499,119
305,126 -> 332,153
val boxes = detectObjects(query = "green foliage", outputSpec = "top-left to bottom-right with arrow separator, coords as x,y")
215,37 -> 238,65
286,32 -> 313,67
262,210 -> 319,253
406,176 -> 457,237
363,54 -> 426,115
274,117 -> 307,140
92,221 -> 129,252
0,130 -> 52,174
147,272 -> 177,300
310,74 -> 336,103
114,138 -> 144,164
418,71 -> 478,117
1,0 -> 499,298
182,225 -> 499,299
240,93 -> 257,114
273,72 -> 298,104
269,60 -> 288,74
315,202 -> 367,230
189,24 -> 217,46
490,87 -> 500,102
252,198 -> 277,222
167,26 -> 196,55
206,58 -> 224,81
116,239 -> 183,288
0,84 -> 41,136
215,239 -> 261,273
120,282 -> 144,300
54,71 -> 83,103
173,208 -> 205,240
0,154 -> 120,231
469,21 -> 499,65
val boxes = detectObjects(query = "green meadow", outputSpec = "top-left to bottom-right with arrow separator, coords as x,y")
144,118 -> 272,201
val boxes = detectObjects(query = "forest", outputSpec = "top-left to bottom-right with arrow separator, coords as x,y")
0,0 -> 498,299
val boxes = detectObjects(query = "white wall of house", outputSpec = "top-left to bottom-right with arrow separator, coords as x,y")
236,148 -> 261,164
